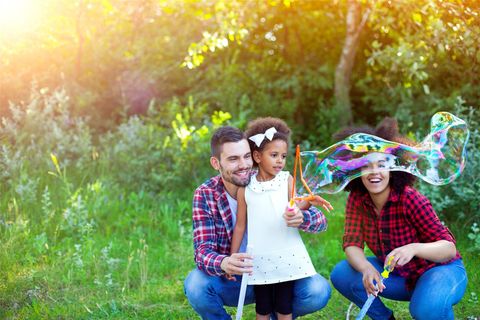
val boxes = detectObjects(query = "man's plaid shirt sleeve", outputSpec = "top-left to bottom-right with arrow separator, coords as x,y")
299,205 -> 328,233
192,187 -> 227,276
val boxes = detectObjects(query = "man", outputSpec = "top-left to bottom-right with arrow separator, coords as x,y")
184,126 -> 331,319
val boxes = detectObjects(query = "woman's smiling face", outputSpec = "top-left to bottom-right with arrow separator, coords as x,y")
360,153 -> 391,196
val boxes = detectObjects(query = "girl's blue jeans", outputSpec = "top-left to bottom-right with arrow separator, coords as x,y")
330,257 -> 467,320
184,268 -> 331,320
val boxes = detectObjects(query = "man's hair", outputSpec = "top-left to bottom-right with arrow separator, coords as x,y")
333,117 -> 417,193
210,126 -> 246,158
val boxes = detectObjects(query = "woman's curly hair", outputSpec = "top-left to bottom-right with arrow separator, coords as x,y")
333,117 -> 417,193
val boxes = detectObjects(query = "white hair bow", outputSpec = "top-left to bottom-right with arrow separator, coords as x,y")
248,127 -> 277,147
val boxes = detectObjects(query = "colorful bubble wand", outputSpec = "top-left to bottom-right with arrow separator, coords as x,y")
290,145 -> 316,206
355,256 -> 395,320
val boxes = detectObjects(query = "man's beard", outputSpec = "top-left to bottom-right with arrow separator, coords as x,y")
221,167 -> 251,187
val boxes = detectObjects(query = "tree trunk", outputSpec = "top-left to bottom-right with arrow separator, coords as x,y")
334,0 -> 371,126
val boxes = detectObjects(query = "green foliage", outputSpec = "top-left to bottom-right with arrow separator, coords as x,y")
100,96 -> 232,192
0,1 -> 480,317
356,0 -> 479,128
0,87 -> 93,206
468,223 -> 480,252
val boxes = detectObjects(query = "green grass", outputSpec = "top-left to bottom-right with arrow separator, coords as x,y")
0,186 -> 478,319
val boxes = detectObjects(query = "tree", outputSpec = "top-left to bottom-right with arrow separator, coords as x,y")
334,0 -> 371,126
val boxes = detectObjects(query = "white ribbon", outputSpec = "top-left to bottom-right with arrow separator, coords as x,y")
248,127 -> 277,147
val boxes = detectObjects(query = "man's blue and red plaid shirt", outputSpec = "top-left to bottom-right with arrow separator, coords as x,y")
193,175 -> 328,276
343,186 -> 461,290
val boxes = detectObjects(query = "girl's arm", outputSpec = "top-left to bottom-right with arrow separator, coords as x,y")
230,187 -> 247,255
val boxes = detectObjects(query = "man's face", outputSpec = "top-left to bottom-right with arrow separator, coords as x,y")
211,140 -> 253,187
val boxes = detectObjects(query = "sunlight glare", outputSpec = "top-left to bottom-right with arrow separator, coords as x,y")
0,0 -> 38,36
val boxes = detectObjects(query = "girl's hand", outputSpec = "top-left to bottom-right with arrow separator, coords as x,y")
283,205 -> 304,228
386,243 -> 418,269
361,263 -> 385,296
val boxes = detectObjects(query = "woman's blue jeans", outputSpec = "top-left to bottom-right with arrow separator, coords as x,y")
184,268 -> 331,320
330,257 -> 467,320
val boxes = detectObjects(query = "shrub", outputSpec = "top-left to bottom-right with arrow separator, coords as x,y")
99,97 -> 233,193
0,87 -> 93,200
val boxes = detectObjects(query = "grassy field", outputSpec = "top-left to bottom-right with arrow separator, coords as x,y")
0,186 -> 478,320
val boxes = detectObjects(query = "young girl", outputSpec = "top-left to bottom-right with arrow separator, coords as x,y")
230,117 -> 332,320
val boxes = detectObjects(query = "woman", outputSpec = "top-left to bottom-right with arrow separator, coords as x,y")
330,118 -> 467,320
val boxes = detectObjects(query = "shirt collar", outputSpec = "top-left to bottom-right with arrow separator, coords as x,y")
213,175 -> 226,201
361,186 -> 402,207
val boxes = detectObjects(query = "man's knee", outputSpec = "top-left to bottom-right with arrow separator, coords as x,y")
184,269 -> 209,304
312,274 -> 332,309
294,274 -> 331,316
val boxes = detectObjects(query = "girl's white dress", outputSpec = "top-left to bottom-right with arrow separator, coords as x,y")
245,171 -> 316,285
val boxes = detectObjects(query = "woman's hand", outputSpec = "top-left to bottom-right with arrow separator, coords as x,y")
386,243 -> 418,269
361,263 -> 385,296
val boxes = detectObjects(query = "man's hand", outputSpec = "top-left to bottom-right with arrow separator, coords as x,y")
295,195 -> 333,213
220,253 -> 253,279
361,263 -> 386,296
307,195 -> 333,213
283,205 -> 304,228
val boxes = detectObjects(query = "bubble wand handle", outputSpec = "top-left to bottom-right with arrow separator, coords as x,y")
355,256 -> 395,320
235,245 -> 253,320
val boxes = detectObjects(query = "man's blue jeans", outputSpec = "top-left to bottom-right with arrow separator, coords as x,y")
184,268 -> 331,320
330,257 -> 467,320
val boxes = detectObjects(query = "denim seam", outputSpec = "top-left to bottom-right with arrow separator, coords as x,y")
438,265 -> 467,320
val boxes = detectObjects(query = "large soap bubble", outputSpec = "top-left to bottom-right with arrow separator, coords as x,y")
298,112 -> 469,195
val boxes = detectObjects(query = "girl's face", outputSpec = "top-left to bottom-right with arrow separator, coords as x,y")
253,139 -> 288,181
360,155 -> 391,196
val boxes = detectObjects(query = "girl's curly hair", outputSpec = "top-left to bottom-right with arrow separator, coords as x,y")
245,117 -> 291,165
333,117 -> 417,193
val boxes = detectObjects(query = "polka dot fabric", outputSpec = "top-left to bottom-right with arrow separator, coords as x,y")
245,171 -> 316,285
